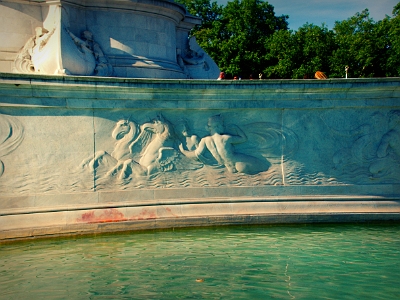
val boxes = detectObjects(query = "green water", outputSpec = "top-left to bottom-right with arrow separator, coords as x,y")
1,223 -> 399,299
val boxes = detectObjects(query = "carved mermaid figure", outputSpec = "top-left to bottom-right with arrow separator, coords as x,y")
179,115 -> 270,175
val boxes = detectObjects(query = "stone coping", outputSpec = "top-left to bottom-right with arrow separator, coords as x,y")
1,73 -> 399,110
2,185 -> 399,212
1,72 -> 400,87
2,194 -> 399,216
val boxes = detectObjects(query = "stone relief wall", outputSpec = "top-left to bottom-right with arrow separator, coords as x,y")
0,104 -> 399,196
0,77 -> 399,239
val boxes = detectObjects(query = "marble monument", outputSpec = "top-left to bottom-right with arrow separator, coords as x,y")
0,0 -> 219,79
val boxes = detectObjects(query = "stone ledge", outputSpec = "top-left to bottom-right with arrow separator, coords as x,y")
1,195 -> 399,216
1,212 -> 400,243
1,199 -> 399,241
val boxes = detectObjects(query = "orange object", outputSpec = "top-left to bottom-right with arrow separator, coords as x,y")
315,71 -> 328,79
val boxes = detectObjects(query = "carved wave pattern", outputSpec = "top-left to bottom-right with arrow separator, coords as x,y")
333,162 -> 400,184
284,160 -> 341,185
90,162 -> 283,192
0,157 -> 346,196
72,157 -> 340,192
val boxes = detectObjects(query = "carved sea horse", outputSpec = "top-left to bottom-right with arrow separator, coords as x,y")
81,116 -> 201,179
115,116 -> 180,178
80,119 -> 139,176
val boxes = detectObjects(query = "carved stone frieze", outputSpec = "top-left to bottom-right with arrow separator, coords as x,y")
79,114 -> 299,189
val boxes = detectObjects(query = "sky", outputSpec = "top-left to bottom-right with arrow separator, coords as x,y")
216,0 -> 399,30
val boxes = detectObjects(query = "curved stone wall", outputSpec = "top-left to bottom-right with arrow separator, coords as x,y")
0,73 -> 399,241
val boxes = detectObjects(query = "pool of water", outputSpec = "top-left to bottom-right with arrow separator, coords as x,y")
1,223 -> 399,299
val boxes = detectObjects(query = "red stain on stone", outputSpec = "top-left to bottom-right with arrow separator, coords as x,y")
165,207 -> 179,217
77,208 -> 127,223
130,208 -> 157,220
80,211 -> 95,222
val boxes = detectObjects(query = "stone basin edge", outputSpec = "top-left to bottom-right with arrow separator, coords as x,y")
1,191 -> 399,242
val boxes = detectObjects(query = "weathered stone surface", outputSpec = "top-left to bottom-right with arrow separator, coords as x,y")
0,74 -> 399,240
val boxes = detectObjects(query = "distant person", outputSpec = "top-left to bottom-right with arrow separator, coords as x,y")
217,72 -> 225,80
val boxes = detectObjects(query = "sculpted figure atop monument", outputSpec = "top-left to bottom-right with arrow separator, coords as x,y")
13,27 -> 55,74
66,29 -> 113,76
3,0 -> 220,78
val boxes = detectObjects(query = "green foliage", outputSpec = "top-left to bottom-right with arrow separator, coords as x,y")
178,0 -> 288,77
177,0 -> 400,78
385,4 -> 400,76
330,10 -> 379,77
176,0 -> 222,26
264,24 -> 335,79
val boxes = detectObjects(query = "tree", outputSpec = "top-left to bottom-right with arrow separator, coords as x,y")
262,29 -> 296,78
383,2 -> 400,76
292,24 -> 336,78
176,0 -> 222,27
264,24 -> 335,79
177,0 -> 400,78
330,9 -> 387,78
178,0 -> 288,77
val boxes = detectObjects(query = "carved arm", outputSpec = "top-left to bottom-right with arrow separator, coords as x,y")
179,139 -> 205,160
226,124 -> 248,144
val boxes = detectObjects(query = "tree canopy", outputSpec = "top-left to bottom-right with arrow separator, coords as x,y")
176,0 -> 400,79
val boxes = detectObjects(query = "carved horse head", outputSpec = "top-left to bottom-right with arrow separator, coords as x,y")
141,115 -> 175,143
111,119 -> 139,161
112,119 -> 138,140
